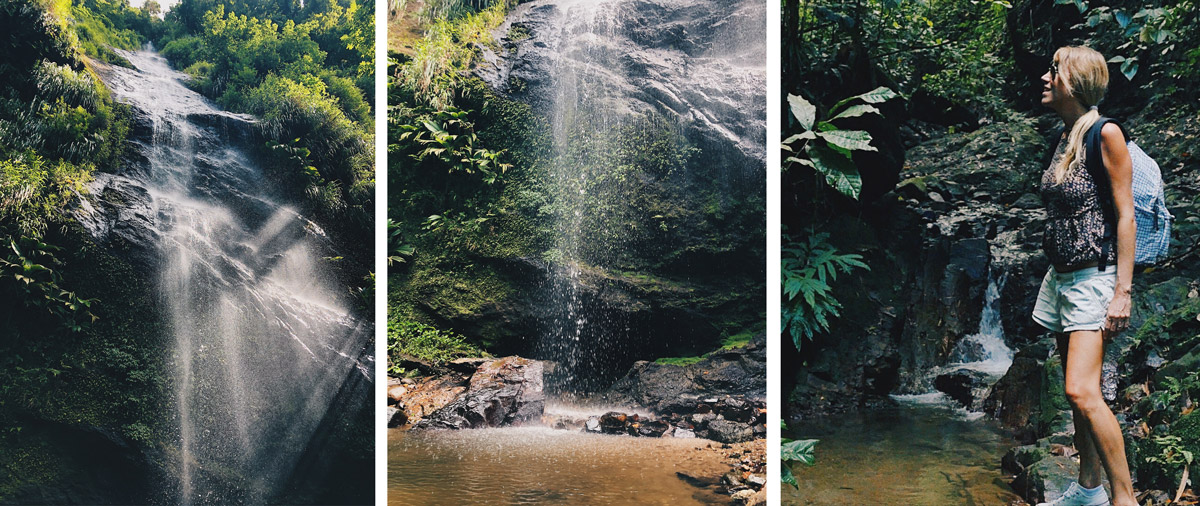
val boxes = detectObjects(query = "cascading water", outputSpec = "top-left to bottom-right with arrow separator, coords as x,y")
539,0 -> 625,394
945,271 -> 1014,378
893,269 -> 1015,414
92,48 -> 372,504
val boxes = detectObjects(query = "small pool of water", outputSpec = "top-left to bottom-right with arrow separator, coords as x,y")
389,427 -> 732,505
783,399 -> 1023,505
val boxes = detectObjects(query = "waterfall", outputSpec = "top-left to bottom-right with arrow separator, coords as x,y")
519,0 -> 766,395
94,48 -> 371,504
539,0 -> 625,394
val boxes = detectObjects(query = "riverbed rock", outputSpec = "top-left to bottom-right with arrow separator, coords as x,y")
1001,441 -> 1051,475
387,384 -> 407,404
394,374 -> 469,425
704,419 -> 755,444
387,407 -> 407,428
1011,455 -> 1078,504
417,356 -> 545,429
984,355 -> 1046,433
934,368 -> 994,409
603,332 -> 766,415
599,411 -> 630,434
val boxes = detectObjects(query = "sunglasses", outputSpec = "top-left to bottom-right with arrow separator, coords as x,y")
1049,61 -> 1059,79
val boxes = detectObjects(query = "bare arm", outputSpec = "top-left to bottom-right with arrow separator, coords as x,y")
1100,122 -> 1134,336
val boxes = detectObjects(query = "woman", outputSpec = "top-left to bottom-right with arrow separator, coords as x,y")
1031,46 -> 1137,506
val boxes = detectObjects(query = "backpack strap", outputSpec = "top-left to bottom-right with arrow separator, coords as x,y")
1082,116 -> 1128,271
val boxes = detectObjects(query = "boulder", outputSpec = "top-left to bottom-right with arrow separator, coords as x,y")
387,385 -> 407,405
416,357 -> 545,429
705,419 -> 755,444
933,368 -> 993,409
604,333 -> 766,414
599,412 -> 630,435
1010,455 -> 1079,505
984,356 -> 1046,431
387,407 -> 407,428
1001,442 -> 1051,475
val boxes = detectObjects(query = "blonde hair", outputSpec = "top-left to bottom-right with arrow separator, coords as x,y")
1052,46 -> 1110,184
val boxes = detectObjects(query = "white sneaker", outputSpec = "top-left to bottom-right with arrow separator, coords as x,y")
1036,482 -> 1109,506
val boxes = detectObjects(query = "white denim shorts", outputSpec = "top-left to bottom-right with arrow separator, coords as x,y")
1031,266 -> 1117,333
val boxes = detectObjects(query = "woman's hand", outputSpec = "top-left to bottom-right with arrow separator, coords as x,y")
1105,287 -> 1132,338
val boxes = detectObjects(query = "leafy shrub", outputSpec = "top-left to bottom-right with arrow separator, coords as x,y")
783,87 -> 898,200
781,231 -> 868,350
387,317 -> 486,368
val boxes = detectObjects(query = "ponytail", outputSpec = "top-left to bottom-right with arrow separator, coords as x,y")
1054,107 -> 1101,184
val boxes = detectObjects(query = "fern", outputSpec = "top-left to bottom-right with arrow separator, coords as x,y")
781,231 -> 868,350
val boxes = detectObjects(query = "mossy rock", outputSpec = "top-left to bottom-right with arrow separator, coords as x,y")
1038,354 -> 1072,435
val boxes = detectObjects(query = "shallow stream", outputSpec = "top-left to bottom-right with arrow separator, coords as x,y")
388,428 -> 732,505
783,399 -> 1023,505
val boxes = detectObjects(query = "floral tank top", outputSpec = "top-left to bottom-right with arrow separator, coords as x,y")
1040,136 -> 1117,267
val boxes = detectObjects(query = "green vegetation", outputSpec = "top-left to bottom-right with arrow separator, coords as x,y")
781,231 -> 868,350
155,0 -> 375,276
781,420 -> 817,488
783,87 -> 899,200
388,318 -> 487,372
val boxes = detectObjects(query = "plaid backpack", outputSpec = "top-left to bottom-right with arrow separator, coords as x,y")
1084,117 -> 1173,268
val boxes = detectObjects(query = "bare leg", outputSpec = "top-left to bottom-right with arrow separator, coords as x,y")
1056,335 -> 1104,490
1063,330 -> 1136,506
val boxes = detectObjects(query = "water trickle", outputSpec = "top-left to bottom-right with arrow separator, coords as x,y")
95,48 -> 372,504
893,269 -> 1014,414
946,272 -> 1014,377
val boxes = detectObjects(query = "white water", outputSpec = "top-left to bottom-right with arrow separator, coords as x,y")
893,271 -> 1014,416
96,48 -> 371,504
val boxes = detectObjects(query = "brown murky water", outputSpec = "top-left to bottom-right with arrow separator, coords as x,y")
783,400 -> 1024,506
389,427 -> 733,505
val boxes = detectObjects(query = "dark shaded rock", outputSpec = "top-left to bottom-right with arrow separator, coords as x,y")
387,407 -> 407,428
1002,442 -> 1051,475
705,419 -> 754,444
1012,193 -> 1042,209
599,411 -> 630,434
984,356 -> 1046,430
416,357 -> 544,429
1011,455 -> 1079,505
4,420 -> 156,505
934,369 -> 992,408
635,420 -> 671,438
603,333 -> 765,414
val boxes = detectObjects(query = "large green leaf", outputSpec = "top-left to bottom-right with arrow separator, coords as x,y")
809,145 -> 862,200
788,94 -> 816,131
829,104 -> 881,121
817,129 -> 877,153
781,438 -> 818,466
782,463 -> 797,488
829,86 -> 898,114
783,130 -> 817,145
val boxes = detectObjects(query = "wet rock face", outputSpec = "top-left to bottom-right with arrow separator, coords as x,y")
477,0 -> 766,170
417,357 -> 546,429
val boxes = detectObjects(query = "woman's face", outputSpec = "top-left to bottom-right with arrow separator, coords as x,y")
1041,60 -> 1071,108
